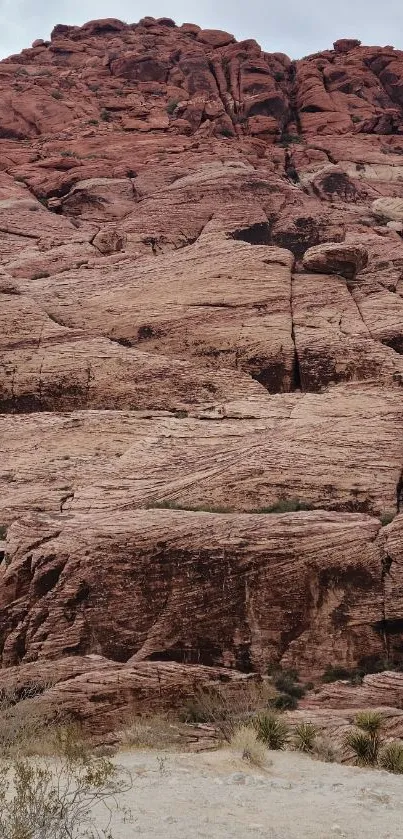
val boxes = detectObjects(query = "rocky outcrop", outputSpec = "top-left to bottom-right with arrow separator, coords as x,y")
2,18 -> 403,729
0,656 -> 255,733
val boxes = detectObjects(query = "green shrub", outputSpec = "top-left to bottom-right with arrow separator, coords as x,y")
87,119 -> 99,125
274,71 -> 285,82
379,741 -> 403,773
280,133 -> 303,145
100,109 -> 111,122
254,712 -> 289,749
380,511 -> 395,526
50,90 -> 63,99
166,99 -> 179,115
220,128 -> 234,138
270,666 -> 308,709
256,499 -> 314,514
322,665 -> 352,683
293,722 -> 317,753
351,114 -> 362,124
31,271 -> 50,280
268,664 -> 298,679
272,693 -> 298,711
274,672 -> 305,699
146,500 -> 232,513
0,525 -> 6,540
322,659 -> 393,685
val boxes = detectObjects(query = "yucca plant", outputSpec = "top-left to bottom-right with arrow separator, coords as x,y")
254,712 -> 289,750
345,711 -> 384,766
355,711 -> 383,737
345,730 -> 378,766
379,741 -> 403,774
293,722 -> 317,753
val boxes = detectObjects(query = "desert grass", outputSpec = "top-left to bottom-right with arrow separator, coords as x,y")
118,713 -> 183,751
229,725 -> 269,768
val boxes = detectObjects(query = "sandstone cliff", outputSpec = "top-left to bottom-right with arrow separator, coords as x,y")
1,17 -> 403,728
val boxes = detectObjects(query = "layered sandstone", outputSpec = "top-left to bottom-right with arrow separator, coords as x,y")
1,18 -> 403,728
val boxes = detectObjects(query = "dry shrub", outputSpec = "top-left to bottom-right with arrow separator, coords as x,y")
313,735 -> 341,763
0,685 -> 132,838
180,679 -> 274,741
0,684 -> 59,758
230,725 -> 269,768
118,714 -> 181,751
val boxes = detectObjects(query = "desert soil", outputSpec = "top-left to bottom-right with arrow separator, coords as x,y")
92,749 -> 403,838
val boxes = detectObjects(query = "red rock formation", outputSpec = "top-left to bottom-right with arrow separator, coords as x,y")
0,656 -> 258,733
1,18 -> 403,728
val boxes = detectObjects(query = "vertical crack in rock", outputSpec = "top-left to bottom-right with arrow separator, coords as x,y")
381,549 -> 394,663
285,61 -> 302,140
344,281 -> 374,336
60,491 -> 75,513
396,468 -> 403,513
290,272 -> 302,390
208,58 -> 236,130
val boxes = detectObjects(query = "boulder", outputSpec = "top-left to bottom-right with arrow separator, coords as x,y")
196,29 -> 235,48
302,242 -> 368,279
333,38 -> 362,53
372,197 -> 403,222
92,227 -> 127,254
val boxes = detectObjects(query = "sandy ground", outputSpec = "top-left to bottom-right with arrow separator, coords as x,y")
92,748 -> 403,839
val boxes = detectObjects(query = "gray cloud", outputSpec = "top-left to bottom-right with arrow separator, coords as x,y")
0,0 -> 402,59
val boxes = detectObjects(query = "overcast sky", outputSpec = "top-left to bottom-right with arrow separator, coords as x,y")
1,0 -> 402,60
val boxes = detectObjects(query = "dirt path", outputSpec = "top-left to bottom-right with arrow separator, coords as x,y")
94,749 -> 403,838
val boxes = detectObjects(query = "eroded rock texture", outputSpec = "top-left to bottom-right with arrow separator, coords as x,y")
2,18 -> 403,727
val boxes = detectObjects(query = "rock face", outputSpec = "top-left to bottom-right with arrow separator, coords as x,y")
0,510 -> 386,672
1,18 -> 403,728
